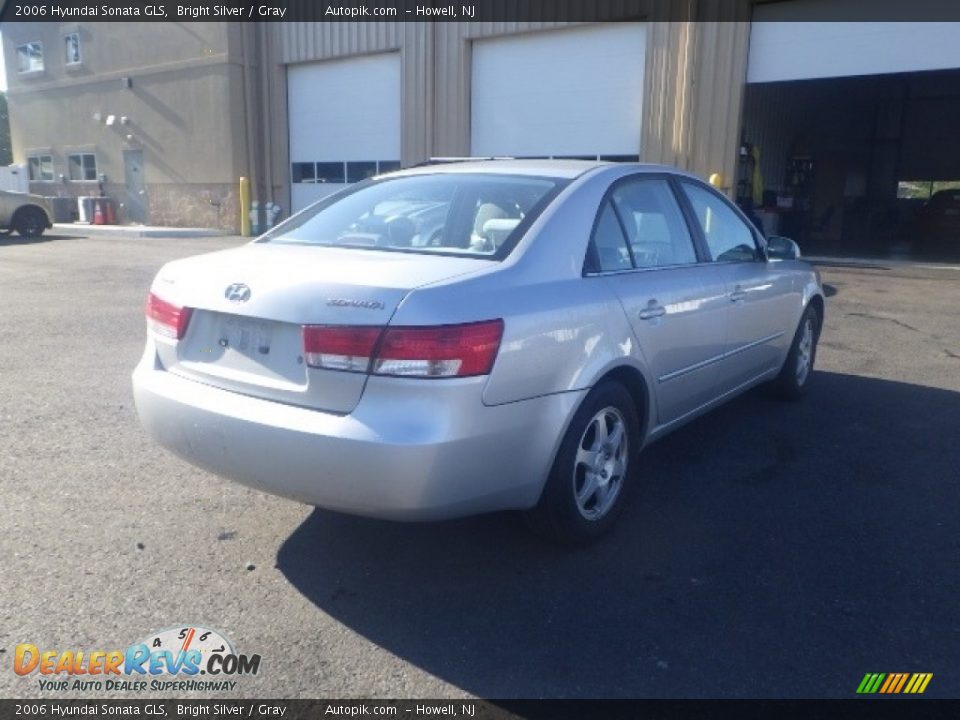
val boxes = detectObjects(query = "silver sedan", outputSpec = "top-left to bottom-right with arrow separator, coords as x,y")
133,160 -> 824,543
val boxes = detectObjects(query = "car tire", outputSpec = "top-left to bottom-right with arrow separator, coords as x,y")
13,207 -> 47,238
771,304 -> 821,400
525,380 -> 640,545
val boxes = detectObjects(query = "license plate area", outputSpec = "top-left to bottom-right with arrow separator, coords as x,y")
219,316 -> 273,358
177,310 -> 306,387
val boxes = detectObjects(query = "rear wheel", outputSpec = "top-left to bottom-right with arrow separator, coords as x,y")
771,304 -> 820,400
14,207 -> 47,238
526,380 -> 639,545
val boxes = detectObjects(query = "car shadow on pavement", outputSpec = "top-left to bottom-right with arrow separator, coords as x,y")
276,371 -> 960,698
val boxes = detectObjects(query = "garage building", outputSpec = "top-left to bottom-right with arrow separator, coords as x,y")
269,5 -> 959,260
4,1 -> 958,260
265,6 -> 750,219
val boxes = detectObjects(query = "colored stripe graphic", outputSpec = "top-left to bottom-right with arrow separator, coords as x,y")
856,673 -> 885,694
857,672 -> 932,694
879,674 -> 896,693
904,673 -> 934,694
894,673 -> 910,693
880,673 -> 906,693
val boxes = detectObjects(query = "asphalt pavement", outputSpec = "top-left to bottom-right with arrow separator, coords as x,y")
1,230 -> 958,699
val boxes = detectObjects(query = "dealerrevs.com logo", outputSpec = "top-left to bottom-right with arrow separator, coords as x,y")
14,626 -> 261,693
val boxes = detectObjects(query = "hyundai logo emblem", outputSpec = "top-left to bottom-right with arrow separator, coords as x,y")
225,283 -> 252,303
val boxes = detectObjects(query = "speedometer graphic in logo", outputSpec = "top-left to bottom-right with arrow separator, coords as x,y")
138,626 -> 233,672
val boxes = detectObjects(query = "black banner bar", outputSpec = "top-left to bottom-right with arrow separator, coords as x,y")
3,700 -> 960,720
3,0 -> 960,24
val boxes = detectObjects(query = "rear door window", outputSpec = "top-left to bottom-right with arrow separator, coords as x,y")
586,176 -> 701,273
590,202 -> 633,272
610,178 -> 698,268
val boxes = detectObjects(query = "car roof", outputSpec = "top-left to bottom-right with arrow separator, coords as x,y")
388,158 -> 699,181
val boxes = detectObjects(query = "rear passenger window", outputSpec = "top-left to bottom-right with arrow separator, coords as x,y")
681,182 -> 760,262
611,178 -> 697,268
591,202 -> 632,272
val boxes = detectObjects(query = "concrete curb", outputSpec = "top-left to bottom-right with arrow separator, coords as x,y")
807,255 -> 960,271
53,223 -> 228,238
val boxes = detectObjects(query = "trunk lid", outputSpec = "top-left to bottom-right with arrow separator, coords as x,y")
151,243 -> 493,413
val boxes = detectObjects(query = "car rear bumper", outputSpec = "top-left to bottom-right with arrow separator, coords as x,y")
132,353 -> 584,520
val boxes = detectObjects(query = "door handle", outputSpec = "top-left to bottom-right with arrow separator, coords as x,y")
730,285 -> 747,302
638,301 -> 666,320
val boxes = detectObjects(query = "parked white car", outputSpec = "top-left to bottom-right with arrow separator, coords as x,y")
0,190 -> 52,237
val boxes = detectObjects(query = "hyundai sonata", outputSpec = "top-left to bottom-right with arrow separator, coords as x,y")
133,160 -> 823,543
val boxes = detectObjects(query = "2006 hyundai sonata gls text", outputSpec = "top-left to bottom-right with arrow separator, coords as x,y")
133,160 -> 824,543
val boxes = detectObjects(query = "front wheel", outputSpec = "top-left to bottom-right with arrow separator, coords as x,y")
525,380 -> 640,545
771,304 -> 821,400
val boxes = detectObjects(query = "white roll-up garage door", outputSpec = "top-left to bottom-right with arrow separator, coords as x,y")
748,1 -> 960,83
287,53 -> 401,213
470,24 -> 646,159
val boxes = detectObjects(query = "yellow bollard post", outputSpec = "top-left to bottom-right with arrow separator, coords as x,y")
239,177 -> 251,236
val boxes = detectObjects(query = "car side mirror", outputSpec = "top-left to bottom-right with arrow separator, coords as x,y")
766,235 -> 801,261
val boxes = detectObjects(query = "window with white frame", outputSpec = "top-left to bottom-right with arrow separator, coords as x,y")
28,155 -> 54,182
290,160 -> 400,184
16,42 -> 44,73
64,33 -> 81,66
67,153 -> 98,181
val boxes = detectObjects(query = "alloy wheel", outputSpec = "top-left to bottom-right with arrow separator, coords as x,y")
796,318 -> 814,385
573,407 -> 628,521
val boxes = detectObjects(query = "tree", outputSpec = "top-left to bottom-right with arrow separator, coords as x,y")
0,92 -> 11,165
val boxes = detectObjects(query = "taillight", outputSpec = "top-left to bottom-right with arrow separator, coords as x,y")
301,320 -> 504,378
146,292 -> 192,340
303,326 -> 382,372
374,320 -> 504,377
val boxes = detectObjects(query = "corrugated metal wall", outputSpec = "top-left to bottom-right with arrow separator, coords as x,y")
266,1 -> 752,210
641,1 -> 751,193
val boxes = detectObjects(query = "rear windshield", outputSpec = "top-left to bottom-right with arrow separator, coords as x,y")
259,173 -> 567,259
